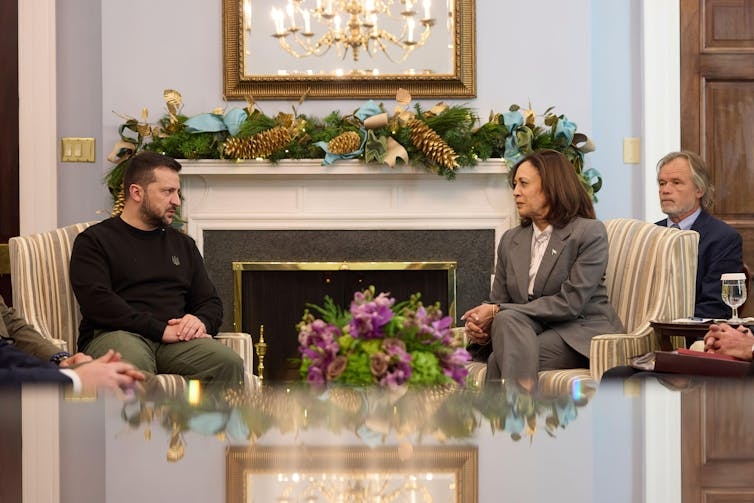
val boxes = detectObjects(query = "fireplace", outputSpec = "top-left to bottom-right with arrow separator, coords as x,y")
179,159 -> 516,379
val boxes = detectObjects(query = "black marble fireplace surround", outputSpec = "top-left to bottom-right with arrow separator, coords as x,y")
203,229 -> 495,378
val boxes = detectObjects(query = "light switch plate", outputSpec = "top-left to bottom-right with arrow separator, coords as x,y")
61,137 -> 95,162
623,137 -> 640,164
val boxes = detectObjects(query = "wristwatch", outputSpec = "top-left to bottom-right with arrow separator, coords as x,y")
49,351 -> 72,366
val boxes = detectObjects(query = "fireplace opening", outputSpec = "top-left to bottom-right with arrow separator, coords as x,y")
233,261 -> 456,381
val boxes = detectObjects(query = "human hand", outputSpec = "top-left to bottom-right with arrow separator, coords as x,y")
164,315 -> 211,342
704,323 -> 754,361
74,349 -> 145,393
59,352 -> 93,367
461,304 -> 498,345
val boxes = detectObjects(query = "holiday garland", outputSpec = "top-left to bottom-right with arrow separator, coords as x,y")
106,89 -> 601,216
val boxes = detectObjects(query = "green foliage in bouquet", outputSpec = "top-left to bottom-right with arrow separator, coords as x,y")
297,286 -> 471,389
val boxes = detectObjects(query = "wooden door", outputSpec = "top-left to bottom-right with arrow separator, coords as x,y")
681,0 -> 754,317
0,0 -> 18,305
681,379 -> 754,502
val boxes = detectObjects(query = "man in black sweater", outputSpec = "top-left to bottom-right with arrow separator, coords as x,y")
70,152 -> 244,387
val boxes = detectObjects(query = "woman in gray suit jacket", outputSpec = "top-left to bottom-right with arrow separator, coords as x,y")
462,150 -> 624,390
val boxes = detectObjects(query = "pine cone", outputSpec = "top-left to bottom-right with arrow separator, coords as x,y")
407,118 -> 459,171
111,184 -> 126,216
223,126 -> 292,159
327,131 -> 362,154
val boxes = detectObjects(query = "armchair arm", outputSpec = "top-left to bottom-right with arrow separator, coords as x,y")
215,332 -> 254,374
216,332 -> 259,391
589,324 -> 655,380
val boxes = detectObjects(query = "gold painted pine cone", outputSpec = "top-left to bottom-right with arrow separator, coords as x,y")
407,118 -> 459,171
111,184 -> 125,216
224,126 -> 292,159
327,131 -> 362,154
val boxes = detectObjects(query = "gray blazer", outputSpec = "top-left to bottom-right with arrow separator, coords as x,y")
491,217 -> 624,357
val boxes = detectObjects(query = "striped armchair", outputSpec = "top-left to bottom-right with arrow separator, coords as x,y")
465,218 -> 699,393
9,222 -> 258,394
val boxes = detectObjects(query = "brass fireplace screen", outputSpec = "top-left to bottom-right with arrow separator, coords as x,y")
233,261 -> 457,381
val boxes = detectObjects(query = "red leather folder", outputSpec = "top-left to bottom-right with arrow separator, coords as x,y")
652,349 -> 751,378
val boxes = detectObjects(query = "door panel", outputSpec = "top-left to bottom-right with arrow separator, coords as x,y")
681,3 -> 754,501
682,0 -> 754,318
682,380 -> 754,502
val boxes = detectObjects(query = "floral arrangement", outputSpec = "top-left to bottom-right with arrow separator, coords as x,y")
105,89 -> 602,215
296,286 -> 471,388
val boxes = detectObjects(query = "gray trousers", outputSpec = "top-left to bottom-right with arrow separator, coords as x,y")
485,310 -> 588,383
83,330 -> 245,387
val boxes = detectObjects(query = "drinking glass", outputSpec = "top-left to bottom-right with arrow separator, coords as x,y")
721,272 -> 747,323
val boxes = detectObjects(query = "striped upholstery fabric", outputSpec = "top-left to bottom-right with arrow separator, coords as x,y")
9,222 -> 258,392
589,218 -> 698,380
9,222 -> 93,353
463,218 -> 699,393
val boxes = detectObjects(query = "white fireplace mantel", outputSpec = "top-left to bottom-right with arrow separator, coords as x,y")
179,159 -> 517,254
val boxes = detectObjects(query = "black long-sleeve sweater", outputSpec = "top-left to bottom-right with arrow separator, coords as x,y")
70,217 -> 222,351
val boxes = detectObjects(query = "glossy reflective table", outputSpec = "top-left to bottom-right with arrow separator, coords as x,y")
8,380 -> 685,503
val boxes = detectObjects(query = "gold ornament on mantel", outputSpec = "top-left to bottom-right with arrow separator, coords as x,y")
407,117 -> 459,171
326,131 -> 362,155
223,126 -> 293,159
111,184 -> 126,217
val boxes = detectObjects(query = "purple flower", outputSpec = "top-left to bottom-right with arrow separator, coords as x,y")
441,347 -> 471,385
406,305 -> 454,344
349,290 -> 395,339
298,318 -> 342,383
381,362 -> 411,389
307,365 -> 326,385
378,338 -> 413,389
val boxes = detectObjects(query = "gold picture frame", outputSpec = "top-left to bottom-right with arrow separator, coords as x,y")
222,0 -> 476,100
227,445 -> 478,502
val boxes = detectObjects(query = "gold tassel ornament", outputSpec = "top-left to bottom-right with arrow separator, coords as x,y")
407,118 -> 459,171
326,131 -> 362,154
223,126 -> 292,159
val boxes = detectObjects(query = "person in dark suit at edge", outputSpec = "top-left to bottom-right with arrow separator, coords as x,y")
1,295 -> 143,392
655,151 -> 743,319
462,149 -> 625,390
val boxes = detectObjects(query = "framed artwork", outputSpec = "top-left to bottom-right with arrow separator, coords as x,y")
226,445 -> 478,501
222,0 -> 476,99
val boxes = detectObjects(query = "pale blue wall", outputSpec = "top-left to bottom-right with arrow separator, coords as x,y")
590,1 -> 644,220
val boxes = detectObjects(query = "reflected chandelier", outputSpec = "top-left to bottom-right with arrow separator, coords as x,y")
265,0 -> 437,62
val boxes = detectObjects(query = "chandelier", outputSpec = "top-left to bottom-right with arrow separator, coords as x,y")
265,0 -> 437,62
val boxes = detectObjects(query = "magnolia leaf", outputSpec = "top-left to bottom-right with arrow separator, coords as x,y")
163,89 -> 183,116
383,137 -> 408,168
395,88 -> 411,106
364,130 -> 387,163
